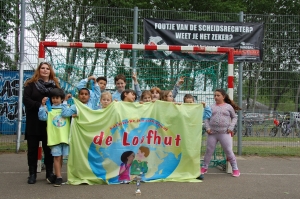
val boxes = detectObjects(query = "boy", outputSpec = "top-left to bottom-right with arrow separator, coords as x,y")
183,93 -> 212,120
96,76 -> 108,93
112,74 -> 127,101
38,88 -> 70,187
76,76 -> 102,110
121,89 -> 137,102
61,88 -> 92,117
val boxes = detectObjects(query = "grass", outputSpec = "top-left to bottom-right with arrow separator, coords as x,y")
236,146 -> 300,156
200,135 -> 300,157
0,143 -> 27,153
200,145 -> 300,157
202,135 -> 300,142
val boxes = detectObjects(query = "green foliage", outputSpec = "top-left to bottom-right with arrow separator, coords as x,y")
0,0 -> 14,69
245,0 -> 300,15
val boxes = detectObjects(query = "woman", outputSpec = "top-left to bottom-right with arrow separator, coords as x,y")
23,62 -> 60,184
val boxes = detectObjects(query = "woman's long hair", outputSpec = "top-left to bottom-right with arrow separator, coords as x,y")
25,62 -> 60,87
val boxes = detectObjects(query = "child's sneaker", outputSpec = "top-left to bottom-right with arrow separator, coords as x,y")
232,170 -> 240,177
54,178 -> 63,187
201,167 -> 207,174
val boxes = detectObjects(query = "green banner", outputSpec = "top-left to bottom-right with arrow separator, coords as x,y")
67,99 -> 203,185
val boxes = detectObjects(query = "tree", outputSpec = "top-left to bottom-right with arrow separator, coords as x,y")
0,0 -> 14,69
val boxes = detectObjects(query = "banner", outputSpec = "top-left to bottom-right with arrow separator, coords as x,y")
144,19 -> 264,62
67,99 -> 203,185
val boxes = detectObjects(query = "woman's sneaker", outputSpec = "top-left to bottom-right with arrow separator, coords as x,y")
232,170 -> 240,177
201,167 -> 207,174
46,174 -> 56,184
54,178 -> 63,187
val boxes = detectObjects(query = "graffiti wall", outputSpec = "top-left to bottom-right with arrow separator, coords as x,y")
0,71 -> 33,135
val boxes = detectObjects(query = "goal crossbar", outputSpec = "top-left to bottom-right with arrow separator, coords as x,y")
38,41 -> 234,98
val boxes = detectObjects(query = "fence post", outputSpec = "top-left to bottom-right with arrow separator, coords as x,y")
16,0 -> 26,153
132,7 -> 138,89
237,11 -> 244,156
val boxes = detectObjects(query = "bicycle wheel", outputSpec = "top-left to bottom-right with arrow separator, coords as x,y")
255,131 -> 260,137
248,127 -> 253,137
281,125 -> 289,137
269,127 -> 277,137
242,125 -> 246,136
285,128 -> 292,137
295,128 -> 300,137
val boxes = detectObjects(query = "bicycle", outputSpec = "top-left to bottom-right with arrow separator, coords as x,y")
269,114 -> 290,137
242,119 -> 253,137
290,112 -> 300,137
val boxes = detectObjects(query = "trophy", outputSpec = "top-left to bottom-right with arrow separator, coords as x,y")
135,172 -> 142,195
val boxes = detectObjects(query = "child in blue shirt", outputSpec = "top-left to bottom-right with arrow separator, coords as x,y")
183,93 -> 212,180
61,88 -> 94,117
76,76 -> 101,110
183,94 -> 212,120
112,74 -> 127,101
38,88 -> 70,187
100,91 -> 112,109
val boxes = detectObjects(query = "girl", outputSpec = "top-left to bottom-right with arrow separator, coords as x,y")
118,151 -> 135,184
201,88 -> 241,177
100,91 -> 112,108
160,90 -> 174,102
150,87 -> 161,101
140,90 -> 153,102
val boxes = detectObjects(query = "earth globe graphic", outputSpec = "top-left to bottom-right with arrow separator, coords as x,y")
52,115 -> 66,127
88,118 -> 182,184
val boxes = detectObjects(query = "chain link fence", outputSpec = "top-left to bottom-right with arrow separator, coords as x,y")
0,2 -> 299,155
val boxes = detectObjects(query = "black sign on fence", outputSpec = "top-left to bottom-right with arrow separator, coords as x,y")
143,19 -> 264,62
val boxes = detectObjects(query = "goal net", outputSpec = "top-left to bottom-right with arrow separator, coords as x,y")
38,41 -> 235,105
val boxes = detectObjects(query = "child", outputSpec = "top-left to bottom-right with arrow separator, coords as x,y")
118,151 -> 135,184
183,94 -> 212,120
140,90 -> 153,102
76,76 -> 101,110
121,89 -> 137,102
38,88 -> 70,187
150,87 -> 161,101
61,88 -> 93,117
136,77 -> 185,102
100,91 -> 112,109
96,76 -> 108,93
183,94 -> 194,103
160,90 -> 174,102
112,74 -> 127,101
201,88 -> 241,177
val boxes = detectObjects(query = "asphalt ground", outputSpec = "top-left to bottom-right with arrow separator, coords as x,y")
0,153 -> 300,199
